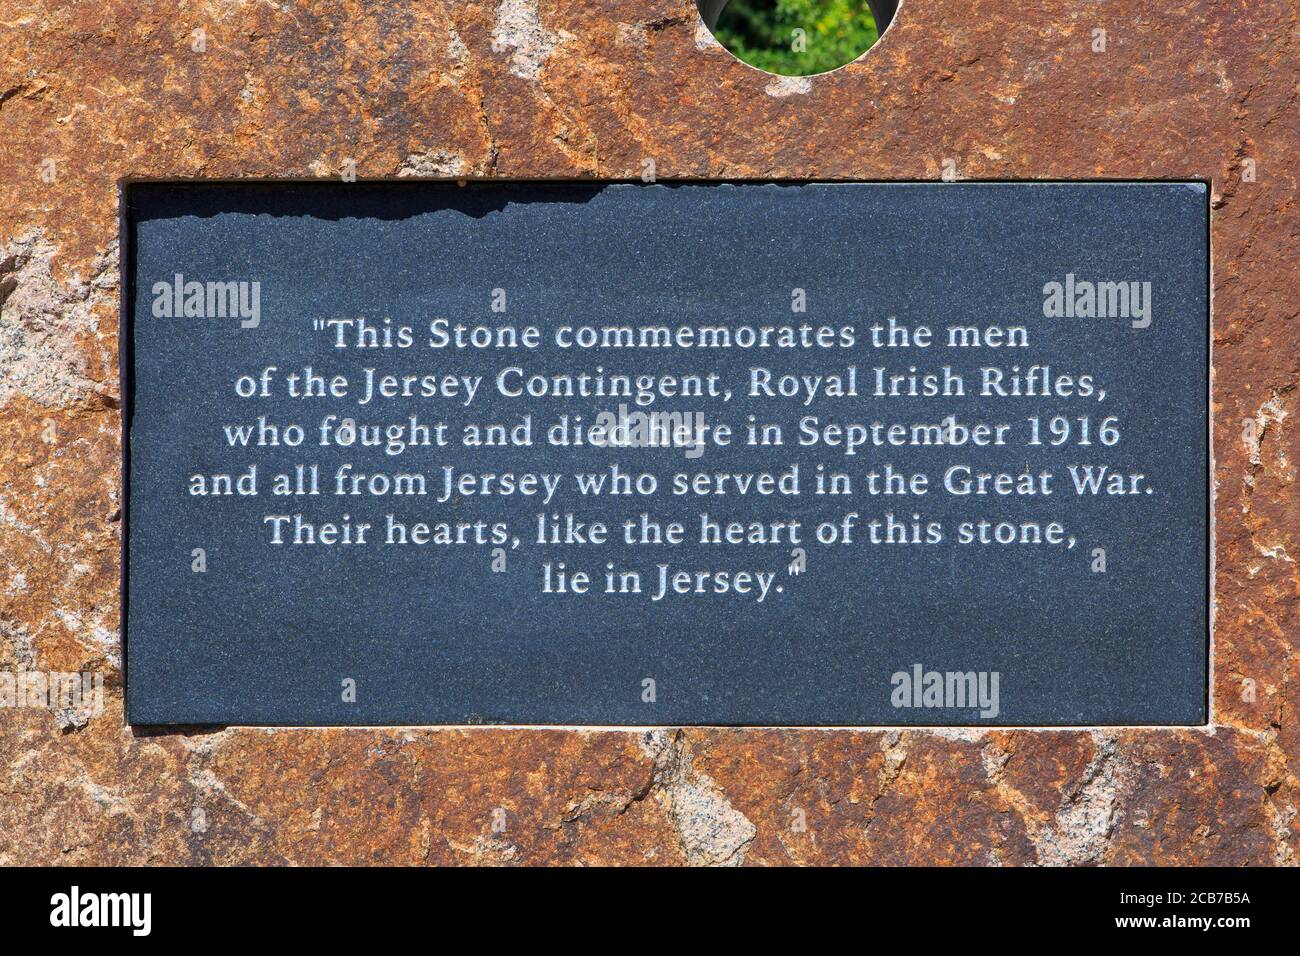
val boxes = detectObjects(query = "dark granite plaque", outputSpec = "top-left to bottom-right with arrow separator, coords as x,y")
123,181 -> 1209,726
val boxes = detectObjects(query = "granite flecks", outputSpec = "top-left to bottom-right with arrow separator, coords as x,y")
395,149 -> 469,177
764,75 -> 812,97
1,0 -> 1298,864
0,231 -> 117,410
492,0 -> 569,81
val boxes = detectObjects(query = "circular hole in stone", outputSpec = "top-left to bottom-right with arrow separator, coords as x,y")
697,0 -> 897,76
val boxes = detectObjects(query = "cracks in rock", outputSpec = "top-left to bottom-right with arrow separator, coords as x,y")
1041,734 -> 1131,865
555,730 -> 756,865
984,732 -> 1132,866
1208,714 -> 1297,866
0,254 -> 19,310
643,14 -> 691,32
863,730 -> 908,830
561,779 -> 649,825
638,729 -> 756,866
433,24 -> 499,176
0,81 -> 44,114
1254,650 -> 1298,864
486,0 -> 597,173
0,84 -> 25,111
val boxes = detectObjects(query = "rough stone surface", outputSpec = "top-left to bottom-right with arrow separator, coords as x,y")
1,0 -> 1296,864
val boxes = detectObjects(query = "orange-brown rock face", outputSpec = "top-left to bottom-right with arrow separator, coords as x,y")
1,0 -> 1296,865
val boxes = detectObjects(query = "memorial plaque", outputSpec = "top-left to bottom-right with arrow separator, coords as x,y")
124,181 -> 1209,726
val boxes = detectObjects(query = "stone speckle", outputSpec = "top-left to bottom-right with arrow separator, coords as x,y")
395,149 -> 468,177
764,75 -> 812,97
0,231 -> 117,409
1,0 -> 1297,864
492,0 -> 567,81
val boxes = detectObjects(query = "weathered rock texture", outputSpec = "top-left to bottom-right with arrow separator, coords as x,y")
1,0 -> 1296,865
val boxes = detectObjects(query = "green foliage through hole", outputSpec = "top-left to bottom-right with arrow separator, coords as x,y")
711,1 -> 880,76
